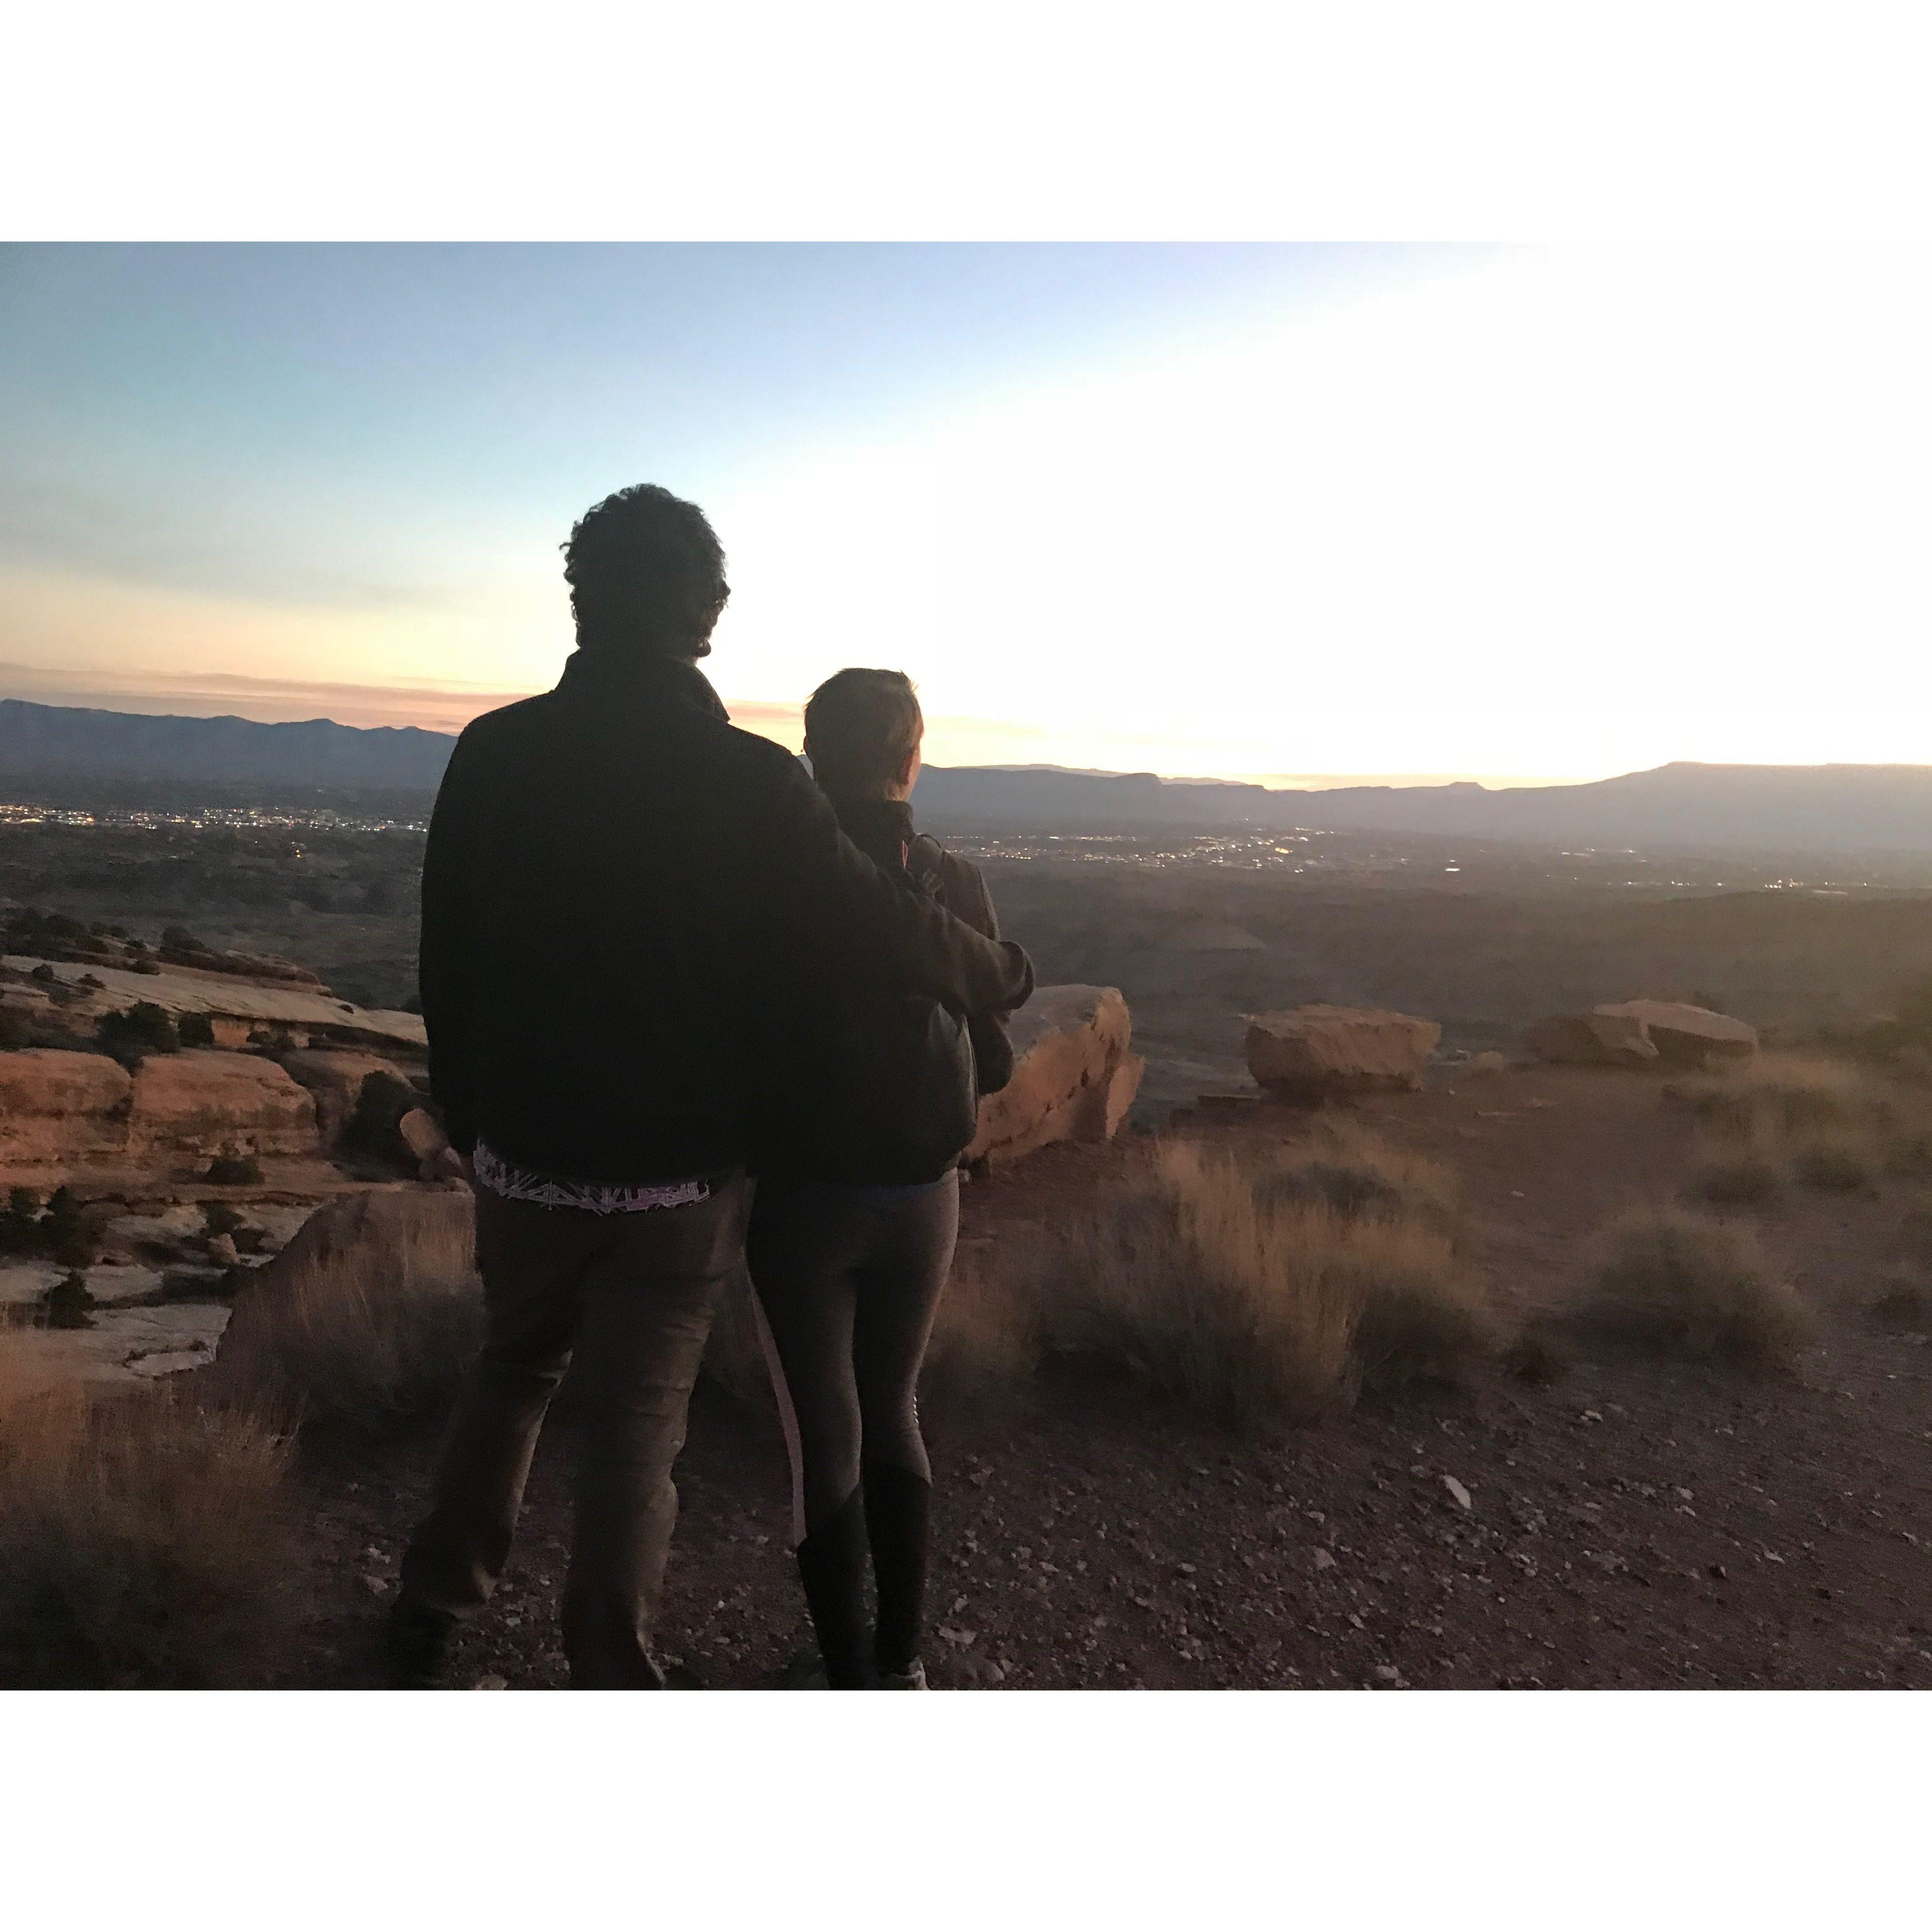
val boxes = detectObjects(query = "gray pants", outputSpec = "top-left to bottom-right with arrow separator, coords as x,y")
399,1173 -> 749,1688
747,1172 -> 960,1528
747,1172 -> 960,1680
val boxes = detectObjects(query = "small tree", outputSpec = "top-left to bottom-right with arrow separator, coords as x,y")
43,1270 -> 97,1330
206,1148 -> 264,1186
0,1007 -> 34,1049
98,1002 -> 181,1069
343,1070 -> 416,1163
178,1012 -> 216,1047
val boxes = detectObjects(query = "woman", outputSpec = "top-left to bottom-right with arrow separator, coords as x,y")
748,667 -> 1018,1689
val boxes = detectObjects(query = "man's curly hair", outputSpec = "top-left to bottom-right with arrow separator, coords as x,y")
562,484 -> 730,657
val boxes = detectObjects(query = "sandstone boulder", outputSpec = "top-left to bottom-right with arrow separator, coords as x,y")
0,1049 -> 133,1165
280,1049 -> 412,1139
233,1185 -> 474,1303
1244,1005 -> 1440,1098
965,985 -> 1138,1166
1593,1000 -> 1758,1070
398,1107 -> 449,1164
1523,1012 -> 1659,1067
126,1050 -> 320,1163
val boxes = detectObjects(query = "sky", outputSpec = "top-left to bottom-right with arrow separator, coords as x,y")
1,242 -> 1925,785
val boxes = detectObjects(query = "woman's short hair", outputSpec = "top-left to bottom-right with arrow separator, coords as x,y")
562,484 -> 729,656
804,668 -> 924,796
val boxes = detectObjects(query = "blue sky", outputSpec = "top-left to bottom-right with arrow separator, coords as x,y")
11,239 -> 1883,783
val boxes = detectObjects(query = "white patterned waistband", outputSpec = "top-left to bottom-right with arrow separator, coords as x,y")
472,1141 -> 718,1215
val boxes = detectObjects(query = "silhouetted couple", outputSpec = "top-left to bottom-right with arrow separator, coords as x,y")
388,484 -> 1030,1690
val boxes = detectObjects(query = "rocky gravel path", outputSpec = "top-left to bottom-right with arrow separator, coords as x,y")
287,1071 -> 1932,1691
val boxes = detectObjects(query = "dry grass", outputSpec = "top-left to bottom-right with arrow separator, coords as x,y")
208,1205 -> 483,1437
1024,1132 -> 1497,1433
1868,1268 -> 1932,1328
920,1246 -> 1041,1440
1578,1207 -> 1815,1367
1791,1133 -> 1874,1192
0,1354 -> 294,1686
1683,1145 -> 1785,1206
1668,1055 -> 1882,1141
1668,1056 -> 1911,1197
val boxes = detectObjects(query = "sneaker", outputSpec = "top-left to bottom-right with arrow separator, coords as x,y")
385,1598 -> 457,1690
874,1658 -> 928,1690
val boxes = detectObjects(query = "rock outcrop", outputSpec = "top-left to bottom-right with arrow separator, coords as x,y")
280,1049 -> 412,1140
965,984 -> 1144,1167
1592,1000 -> 1759,1069
1522,1012 -> 1659,1067
0,953 -> 427,1056
232,1185 -> 474,1297
0,1049 -> 134,1164
1244,1005 -> 1441,1098
126,1051 -> 320,1163
1524,1001 -> 1757,1071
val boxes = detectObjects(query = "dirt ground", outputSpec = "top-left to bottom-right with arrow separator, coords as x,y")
285,1067 -> 1932,1690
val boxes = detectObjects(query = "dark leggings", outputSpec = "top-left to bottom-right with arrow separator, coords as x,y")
747,1171 -> 959,1681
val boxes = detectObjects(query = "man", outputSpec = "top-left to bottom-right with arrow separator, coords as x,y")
389,484 -> 1033,1689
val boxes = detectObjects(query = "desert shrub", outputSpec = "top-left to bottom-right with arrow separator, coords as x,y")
342,1070 -> 416,1161
208,1208 -> 483,1437
202,1201 -> 246,1240
1501,1330 -> 1566,1385
205,1148 -> 264,1185
96,1001 -> 180,1068
1868,1269 -> 1932,1327
1898,1208 -> 1932,1269
0,1366 -> 294,1687
920,1246 -> 1041,1438
1668,1057 -> 1881,1142
1792,1134 -> 1872,1192
1683,1148 -> 1784,1206
42,1272 -> 96,1330
177,1011 -> 216,1047
1884,1129 -> 1932,1177
42,1186 -> 99,1268
1251,1121 -> 1459,1230
0,1190 -> 41,1259
1026,1136 -> 1495,1433
0,1006 -> 34,1049
1578,1208 -> 1815,1367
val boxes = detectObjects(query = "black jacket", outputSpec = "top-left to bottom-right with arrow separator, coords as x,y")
753,795 -> 1016,1186
419,652 -> 1034,1184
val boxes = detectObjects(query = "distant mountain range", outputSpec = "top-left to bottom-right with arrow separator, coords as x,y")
0,697 -> 452,791
4,695 -> 1931,856
912,760 -> 1932,853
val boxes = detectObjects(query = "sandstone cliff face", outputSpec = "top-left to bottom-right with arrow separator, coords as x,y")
966,984 -> 1144,1167
0,1050 -> 133,1164
0,1046 -> 322,1168
1244,1005 -> 1441,1097
126,1052 -> 320,1162
280,1049 -> 412,1140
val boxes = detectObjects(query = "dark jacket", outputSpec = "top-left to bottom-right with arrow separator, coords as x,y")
753,794 -> 1016,1185
418,652 -> 1033,1184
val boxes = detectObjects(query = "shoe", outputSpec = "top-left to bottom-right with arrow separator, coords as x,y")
874,1658 -> 928,1690
385,1598 -> 457,1689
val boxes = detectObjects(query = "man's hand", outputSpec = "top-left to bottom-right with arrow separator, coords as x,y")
423,1145 -> 474,1188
